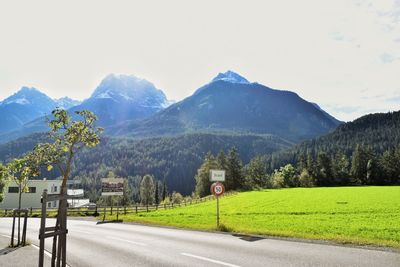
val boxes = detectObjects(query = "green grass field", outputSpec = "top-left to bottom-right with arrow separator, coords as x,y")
103,186 -> 400,249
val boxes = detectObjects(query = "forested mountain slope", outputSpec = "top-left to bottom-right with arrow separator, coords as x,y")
268,110 -> 400,170
0,133 -> 291,195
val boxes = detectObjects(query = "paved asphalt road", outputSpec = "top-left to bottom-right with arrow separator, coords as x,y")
0,218 -> 399,267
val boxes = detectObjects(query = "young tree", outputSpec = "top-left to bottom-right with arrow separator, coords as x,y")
0,164 -> 7,203
226,147 -> 244,191
140,175 -> 155,205
34,109 -> 103,193
297,155 -> 307,173
32,108 -> 102,264
245,156 -> 269,189
6,153 -> 40,246
332,151 -> 350,185
271,164 -> 298,188
299,169 -> 314,187
162,179 -> 167,201
216,150 -> 227,170
380,148 -> 400,184
171,191 -> 183,204
306,153 -> 316,178
154,180 -> 159,205
121,179 -> 132,206
350,144 -> 371,184
315,152 -> 333,186
194,152 -> 218,197
281,164 -> 298,187
271,169 -> 285,188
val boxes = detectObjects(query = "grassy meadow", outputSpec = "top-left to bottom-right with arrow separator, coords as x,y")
102,186 -> 400,249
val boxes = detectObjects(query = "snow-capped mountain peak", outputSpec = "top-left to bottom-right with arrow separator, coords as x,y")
91,74 -> 171,108
212,70 -> 250,84
1,87 -> 47,106
54,97 -> 81,109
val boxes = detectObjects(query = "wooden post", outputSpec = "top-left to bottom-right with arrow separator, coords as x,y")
110,196 -> 113,215
135,204 -> 138,214
38,190 -> 47,267
11,213 -> 15,247
22,211 -> 27,245
62,191 -> 67,267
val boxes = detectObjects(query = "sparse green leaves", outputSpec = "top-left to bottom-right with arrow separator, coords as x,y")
0,164 -> 9,202
37,108 -> 102,186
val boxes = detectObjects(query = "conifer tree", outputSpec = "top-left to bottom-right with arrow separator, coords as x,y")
225,147 -> 244,191
154,180 -> 159,204
162,179 -> 167,201
140,175 -> 155,205
350,144 -> 370,184
194,152 -> 218,197
245,156 -> 269,189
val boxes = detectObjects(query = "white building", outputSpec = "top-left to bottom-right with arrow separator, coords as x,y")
0,179 -> 63,209
67,189 -> 90,208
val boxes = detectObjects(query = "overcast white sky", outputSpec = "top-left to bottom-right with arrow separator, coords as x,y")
0,0 -> 399,121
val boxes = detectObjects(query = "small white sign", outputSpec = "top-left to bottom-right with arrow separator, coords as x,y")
210,170 -> 225,182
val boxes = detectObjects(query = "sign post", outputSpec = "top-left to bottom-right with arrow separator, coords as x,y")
210,170 -> 225,228
101,178 -> 124,221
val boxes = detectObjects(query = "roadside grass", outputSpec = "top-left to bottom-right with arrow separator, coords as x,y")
101,186 -> 400,249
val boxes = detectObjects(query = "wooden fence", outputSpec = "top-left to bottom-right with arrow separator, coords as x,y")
0,192 -> 236,218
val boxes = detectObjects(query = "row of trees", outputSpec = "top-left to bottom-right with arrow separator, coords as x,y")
194,144 -> 400,194
195,148 -> 247,197
95,172 -> 187,207
271,144 -> 400,188
0,133 -> 288,196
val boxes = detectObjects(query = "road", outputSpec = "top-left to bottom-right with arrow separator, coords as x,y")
0,218 -> 399,267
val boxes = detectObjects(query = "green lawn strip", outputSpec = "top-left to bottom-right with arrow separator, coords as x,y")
100,186 -> 400,249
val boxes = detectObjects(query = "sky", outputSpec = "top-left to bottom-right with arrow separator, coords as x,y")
0,0 -> 399,121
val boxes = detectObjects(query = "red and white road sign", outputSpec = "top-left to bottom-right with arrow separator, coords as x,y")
210,182 -> 225,197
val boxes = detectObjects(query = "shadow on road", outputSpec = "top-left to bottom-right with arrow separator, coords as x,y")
232,233 -> 265,242
0,246 -> 19,256
96,220 -> 123,225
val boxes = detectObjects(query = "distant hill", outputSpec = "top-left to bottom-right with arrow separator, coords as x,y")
0,87 -> 57,134
0,132 -> 292,194
268,110 -> 400,169
112,71 -> 342,142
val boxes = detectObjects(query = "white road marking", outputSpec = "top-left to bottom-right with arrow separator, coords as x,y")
1,233 -> 71,267
0,234 -> 13,239
181,252 -> 242,267
31,244 -> 52,258
106,236 -> 147,246
31,244 -> 72,267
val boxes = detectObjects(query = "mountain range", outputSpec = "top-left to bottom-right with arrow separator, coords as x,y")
1,71 -> 399,194
110,71 -> 341,142
0,71 -> 340,143
0,87 -> 81,134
